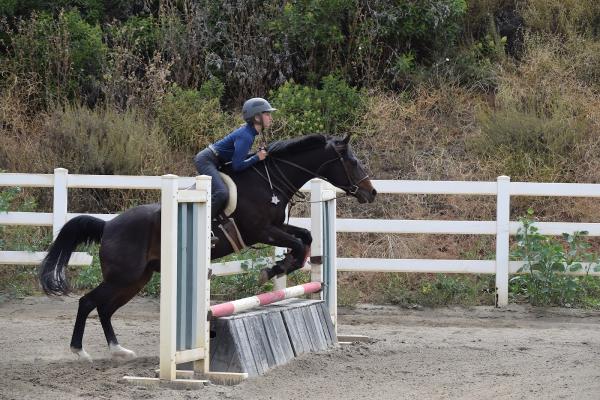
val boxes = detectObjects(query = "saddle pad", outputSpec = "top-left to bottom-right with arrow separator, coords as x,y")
219,172 -> 237,216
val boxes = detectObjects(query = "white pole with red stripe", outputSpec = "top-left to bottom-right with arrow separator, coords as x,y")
209,282 -> 322,318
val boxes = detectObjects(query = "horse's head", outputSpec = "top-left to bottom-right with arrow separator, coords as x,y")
320,135 -> 377,204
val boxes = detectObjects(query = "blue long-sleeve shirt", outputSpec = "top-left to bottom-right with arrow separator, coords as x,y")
211,123 -> 260,172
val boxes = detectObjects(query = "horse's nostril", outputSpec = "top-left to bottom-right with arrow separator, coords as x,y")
372,189 -> 377,196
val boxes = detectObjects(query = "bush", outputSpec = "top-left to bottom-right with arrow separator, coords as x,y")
265,0 -> 469,86
0,185 -> 48,252
105,15 -> 160,60
101,16 -> 172,111
4,10 -> 106,106
74,246 -> 102,290
270,74 -> 363,136
467,30 -> 600,181
44,103 -> 169,176
156,80 -> 233,151
0,186 -> 19,249
469,106 -> 588,180
510,210 -> 600,307
379,273 -> 492,307
156,1 -> 285,104
268,0 -> 350,84
0,1 -> 105,23
522,0 -> 600,38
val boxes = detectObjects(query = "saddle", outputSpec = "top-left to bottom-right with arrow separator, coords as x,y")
216,172 -> 246,252
219,172 -> 237,217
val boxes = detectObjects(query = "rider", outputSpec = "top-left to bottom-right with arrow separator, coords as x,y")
194,97 -> 276,227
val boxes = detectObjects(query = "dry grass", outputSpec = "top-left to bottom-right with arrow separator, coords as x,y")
3,17 -> 600,305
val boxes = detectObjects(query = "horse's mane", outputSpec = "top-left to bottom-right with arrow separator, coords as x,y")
267,134 -> 328,155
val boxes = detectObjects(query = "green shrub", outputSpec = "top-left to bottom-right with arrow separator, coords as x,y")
381,0 -> 466,53
105,15 -> 160,60
5,10 -> 106,105
268,0 -> 467,85
338,285 -> 361,308
378,273 -> 492,307
157,81 -> 232,150
510,210 -> 600,307
211,246 -> 279,300
198,76 -> 225,101
101,16 -> 171,111
0,187 -> 18,213
0,186 -> 49,252
2,1 -> 107,23
270,74 -> 363,136
0,187 -> 19,249
74,245 -> 102,290
0,0 -> 18,17
268,0 -> 349,84
416,274 -> 486,306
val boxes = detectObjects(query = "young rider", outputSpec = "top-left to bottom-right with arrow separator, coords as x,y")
193,97 -> 276,242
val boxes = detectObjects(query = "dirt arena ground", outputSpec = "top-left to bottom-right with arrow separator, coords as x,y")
1,296 -> 599,399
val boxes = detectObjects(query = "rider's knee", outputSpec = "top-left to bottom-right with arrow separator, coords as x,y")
193,153 -> 205,173
212,190 -> 228,206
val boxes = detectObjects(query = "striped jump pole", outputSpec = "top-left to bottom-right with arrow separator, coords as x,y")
209,282 -> 323,318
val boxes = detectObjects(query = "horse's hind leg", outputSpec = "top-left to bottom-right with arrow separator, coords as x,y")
69,269 -> 153,361
96,269 -> 153,360
70,284 -> 107,362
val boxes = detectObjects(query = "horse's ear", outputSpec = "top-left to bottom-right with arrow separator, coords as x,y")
330,134 -> 351,152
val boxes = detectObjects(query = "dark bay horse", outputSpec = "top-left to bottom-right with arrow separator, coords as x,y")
39,134 -> 376,361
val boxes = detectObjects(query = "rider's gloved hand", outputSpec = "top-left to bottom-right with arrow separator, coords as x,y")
257,147 -> 268,161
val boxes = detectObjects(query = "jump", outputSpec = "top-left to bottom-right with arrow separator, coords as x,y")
38,133 -> 376,361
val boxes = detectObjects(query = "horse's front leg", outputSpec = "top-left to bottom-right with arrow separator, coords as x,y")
282,224 -> 312,247
281,224 -> 312,268
257,225 -> 305,285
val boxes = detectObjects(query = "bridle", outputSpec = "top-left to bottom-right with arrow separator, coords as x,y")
251,144 -> 369,202
315,146 -> 369,195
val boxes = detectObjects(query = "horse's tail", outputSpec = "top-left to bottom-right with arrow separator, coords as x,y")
39,216 -> 105,296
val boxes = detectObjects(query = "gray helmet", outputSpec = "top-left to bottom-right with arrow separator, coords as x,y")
242,97 -> 276,122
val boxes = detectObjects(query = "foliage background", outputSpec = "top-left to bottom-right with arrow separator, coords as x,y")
2,0 -> 600,306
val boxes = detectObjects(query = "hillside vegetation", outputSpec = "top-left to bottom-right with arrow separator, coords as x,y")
2,1 -> 600,306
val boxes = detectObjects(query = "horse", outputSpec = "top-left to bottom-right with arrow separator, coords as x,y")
38,134 -> 377,361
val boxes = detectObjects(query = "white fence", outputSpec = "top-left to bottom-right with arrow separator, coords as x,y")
3,168 -> 600,306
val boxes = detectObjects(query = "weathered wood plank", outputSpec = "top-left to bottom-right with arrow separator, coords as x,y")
209,299 -> 335,377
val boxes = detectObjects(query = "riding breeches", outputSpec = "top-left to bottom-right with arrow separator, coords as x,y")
193,148 -> 229,219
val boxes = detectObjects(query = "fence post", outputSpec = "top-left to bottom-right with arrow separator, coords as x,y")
310,179 -> 325,285
52,168 -> 68,239
194,175 -> 212,375
159,174 -> 179,381
322,184 -> 337,328
495,175 -> 511,307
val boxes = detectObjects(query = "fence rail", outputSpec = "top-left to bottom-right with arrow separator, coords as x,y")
3,168 -> 600,306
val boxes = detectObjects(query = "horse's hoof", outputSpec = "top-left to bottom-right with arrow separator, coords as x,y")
71,346 -> 93,362
109,344 -> 136,360
258,268 -> 270,285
